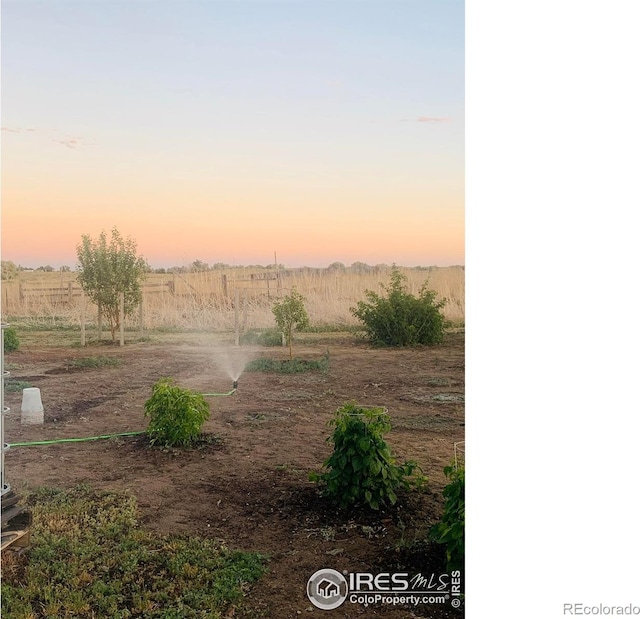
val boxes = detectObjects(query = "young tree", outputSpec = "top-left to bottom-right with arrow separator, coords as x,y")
272,288 -> 310,359
76,228 -> 148,342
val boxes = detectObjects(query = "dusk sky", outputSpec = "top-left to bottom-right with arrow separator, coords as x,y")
1,0 -> 464,269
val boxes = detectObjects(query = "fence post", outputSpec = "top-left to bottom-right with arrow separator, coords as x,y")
80,291 -> 86,347
139,296 -> 144,338
119,292 -> 125,347
234,287 -> 240,347
242,295 -> 248,333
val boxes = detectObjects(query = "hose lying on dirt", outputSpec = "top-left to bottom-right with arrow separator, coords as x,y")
8,431 -> 146,448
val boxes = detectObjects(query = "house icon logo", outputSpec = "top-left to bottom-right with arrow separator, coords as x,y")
307,568 -> 348,610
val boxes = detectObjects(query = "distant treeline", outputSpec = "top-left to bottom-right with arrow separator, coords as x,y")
2,259 -> 462,281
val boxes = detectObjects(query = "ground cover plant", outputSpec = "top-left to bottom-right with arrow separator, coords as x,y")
0,484 -> 266,619
66,356 -> 122,370
351,266 -> 447,346
244,351 -> 329,374
3,379 -> 32,393
310,402 -> 425,510
144,378 -> 210,447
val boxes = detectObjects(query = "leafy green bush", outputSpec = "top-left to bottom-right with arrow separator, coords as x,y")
351,266 -> 446,347
3,327 -> 20,352
144,378 -> 210,447
245,353 -> 329,374
310,402 -> 424,510
430,463 -> 465,572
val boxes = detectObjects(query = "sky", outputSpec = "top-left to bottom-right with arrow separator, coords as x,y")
0,0 -> 464,269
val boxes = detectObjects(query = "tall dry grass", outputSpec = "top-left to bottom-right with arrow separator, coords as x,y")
2,266 -> 464,332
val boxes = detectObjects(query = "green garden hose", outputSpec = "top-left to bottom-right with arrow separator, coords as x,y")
201,388 -> 237,397
8,431 -> 145,448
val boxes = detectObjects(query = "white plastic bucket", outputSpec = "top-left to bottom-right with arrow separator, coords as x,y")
21,387 -> 44,425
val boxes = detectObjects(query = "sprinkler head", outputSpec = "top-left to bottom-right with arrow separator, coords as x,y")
232,380 -> 238,391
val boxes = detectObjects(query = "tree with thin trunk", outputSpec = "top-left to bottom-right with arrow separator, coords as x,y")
272,288 -> 310,359
76,228 -> 148,342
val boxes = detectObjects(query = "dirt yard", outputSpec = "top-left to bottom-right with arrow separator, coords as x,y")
3,330 -> 465,618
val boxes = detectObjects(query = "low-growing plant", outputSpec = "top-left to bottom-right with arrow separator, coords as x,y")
3,326 -> 20,352
1,484 -> 266,618
351,266 -> 447,347
310,402 -> 425,510
430,462 -> 465,572
67,355 -> 121,369
245,352 -> 329,374
3,379 -> 33,393
144,378 -> 210,447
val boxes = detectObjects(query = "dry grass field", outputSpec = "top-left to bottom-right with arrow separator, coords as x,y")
2,265 -> 464,333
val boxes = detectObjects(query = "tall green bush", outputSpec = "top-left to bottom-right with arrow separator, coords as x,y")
310,402 -> 423,510
144,378 -> 210,447
430,463 -> 465,572
351,266 -> 446,346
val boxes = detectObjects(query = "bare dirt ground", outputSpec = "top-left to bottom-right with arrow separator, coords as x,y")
3,331 -> 464,618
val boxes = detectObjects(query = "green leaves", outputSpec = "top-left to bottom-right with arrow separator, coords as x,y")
144,378 -> 210,447
3,326 -> 20,352
76,227 -> 148,341
272,288 -> 310,359
311,402 -> 425,510
351,266 -> 447,347
429,463 -> 465,572
1,485 -> 266,618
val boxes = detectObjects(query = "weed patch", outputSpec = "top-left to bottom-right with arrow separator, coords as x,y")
3,379 -> 33,393
66,356 -> 122,370
245,352 -> 329,374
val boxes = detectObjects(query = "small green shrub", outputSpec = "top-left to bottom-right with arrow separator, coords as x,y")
351,266 -> 447,347
310,402 -> 424,510
245,353 -> 329,374
144,378 -> 210,447
430,463 -> 465,572
3,327 -> 20,352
